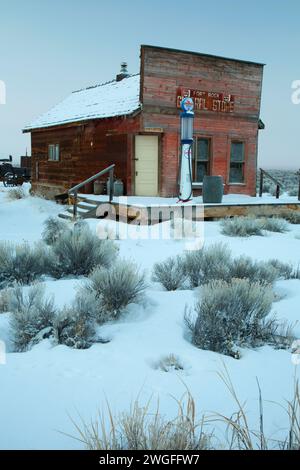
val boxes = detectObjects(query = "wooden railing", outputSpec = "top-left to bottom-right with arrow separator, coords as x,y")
68,164 -> 115,219
259,168 -> 300,201
259,168 -> 283,199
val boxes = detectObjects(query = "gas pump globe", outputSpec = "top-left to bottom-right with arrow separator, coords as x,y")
178,97 -> 194,201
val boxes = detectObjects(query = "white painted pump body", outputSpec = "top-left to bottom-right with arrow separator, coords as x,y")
179,142 -> 193,201
178,97 -> 195,202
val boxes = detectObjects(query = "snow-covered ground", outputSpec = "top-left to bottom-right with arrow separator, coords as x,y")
0,185 -> 300,449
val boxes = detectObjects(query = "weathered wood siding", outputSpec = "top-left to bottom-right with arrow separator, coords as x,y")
30,115 -> 141,197
140,46 -> 264,196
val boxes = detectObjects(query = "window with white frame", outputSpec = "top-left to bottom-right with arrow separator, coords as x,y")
48,144 -> 60,161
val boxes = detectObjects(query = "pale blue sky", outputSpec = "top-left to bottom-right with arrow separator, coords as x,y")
0,0 -> 299,168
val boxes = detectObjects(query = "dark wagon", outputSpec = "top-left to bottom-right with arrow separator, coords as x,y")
0,156 -> 31,187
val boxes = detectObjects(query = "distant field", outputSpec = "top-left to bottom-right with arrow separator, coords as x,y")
257,169 -> 299,196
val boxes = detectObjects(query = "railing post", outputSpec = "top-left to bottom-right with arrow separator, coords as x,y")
298,170 -> 300,201
259,168 -> 263,197
73,190 -> 78,219
109,168 -> 114,202
276,184 -> 280,199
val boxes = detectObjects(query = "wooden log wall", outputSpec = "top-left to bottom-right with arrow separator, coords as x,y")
30,114 -> 141,197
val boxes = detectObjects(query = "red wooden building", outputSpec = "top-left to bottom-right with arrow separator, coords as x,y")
23,45 -> 265,199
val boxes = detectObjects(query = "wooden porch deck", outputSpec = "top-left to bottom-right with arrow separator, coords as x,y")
59,196 -> 300,224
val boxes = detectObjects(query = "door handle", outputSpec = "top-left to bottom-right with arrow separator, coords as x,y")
136,171 -> 138,176
133,158 -> 139,161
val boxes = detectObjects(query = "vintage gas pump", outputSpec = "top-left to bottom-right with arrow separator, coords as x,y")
178,97 -> 194,202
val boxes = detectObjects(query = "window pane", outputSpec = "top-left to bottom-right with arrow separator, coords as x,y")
197,138 -> 209,161
48,145 -> 53,160
196,162 -> 208,182
55,144 -> 60,161
231,142 -> 244,162
230,162 -> 244,183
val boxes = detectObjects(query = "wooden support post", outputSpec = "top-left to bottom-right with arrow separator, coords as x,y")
109,168 -> 114,202
259,169 -> 263,197
73,191 -> 78,219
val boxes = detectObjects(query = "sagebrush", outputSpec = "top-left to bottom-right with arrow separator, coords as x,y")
186,278 -> 292,358
183,243 -> 232,288
83,260 -> 146,322
53,293 -> 97,349
0,241 -> 48,288
152,243 -> 298,290
280,210 -> 300,225
230,255 -> 278,285
220,217 -> 264,237
9,284 -> 56,352
48,223 -> 118,277
260,217 -> 289,233
152,256 -> 186,291
42,216 -> 68,245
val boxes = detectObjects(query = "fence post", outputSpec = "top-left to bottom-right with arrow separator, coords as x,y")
276,184 -> 280,199
298,170 -> 300,201
259,169 -> 263,197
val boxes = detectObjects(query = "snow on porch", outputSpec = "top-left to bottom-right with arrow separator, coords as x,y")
78,192 -> 300,208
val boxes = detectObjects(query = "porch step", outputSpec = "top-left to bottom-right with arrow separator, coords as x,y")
58,212 -> 74,220
58,197 -> 99,220
77,201 -> 98,211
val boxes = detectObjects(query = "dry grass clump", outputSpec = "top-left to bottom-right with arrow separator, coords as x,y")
68,393 -> 210,450
153,353 -> 185,372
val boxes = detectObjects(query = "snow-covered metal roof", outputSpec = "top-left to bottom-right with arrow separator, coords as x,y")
23,74 -> 141,132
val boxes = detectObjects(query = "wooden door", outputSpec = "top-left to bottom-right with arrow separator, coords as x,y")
134,136 -> 158,196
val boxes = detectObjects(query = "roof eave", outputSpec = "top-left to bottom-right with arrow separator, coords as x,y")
141,44 -> 266,67
23,106 -> 142,133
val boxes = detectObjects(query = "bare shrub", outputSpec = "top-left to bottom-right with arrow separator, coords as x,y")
187,278 -> 290,358
153,354 -> 184,372
152,256 -> 186,291
49,224 -> 118,277
0,241 -> 48,288
69,393 -> 210,450
220,216 -> 264,237
183,243 -> 232,288
53,293 -> 97,349
6,187 -> 26,201
42,216 -> 68,245
260,217 -> 289,233
9,284 -> 56,352
84,260 -> 146,322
